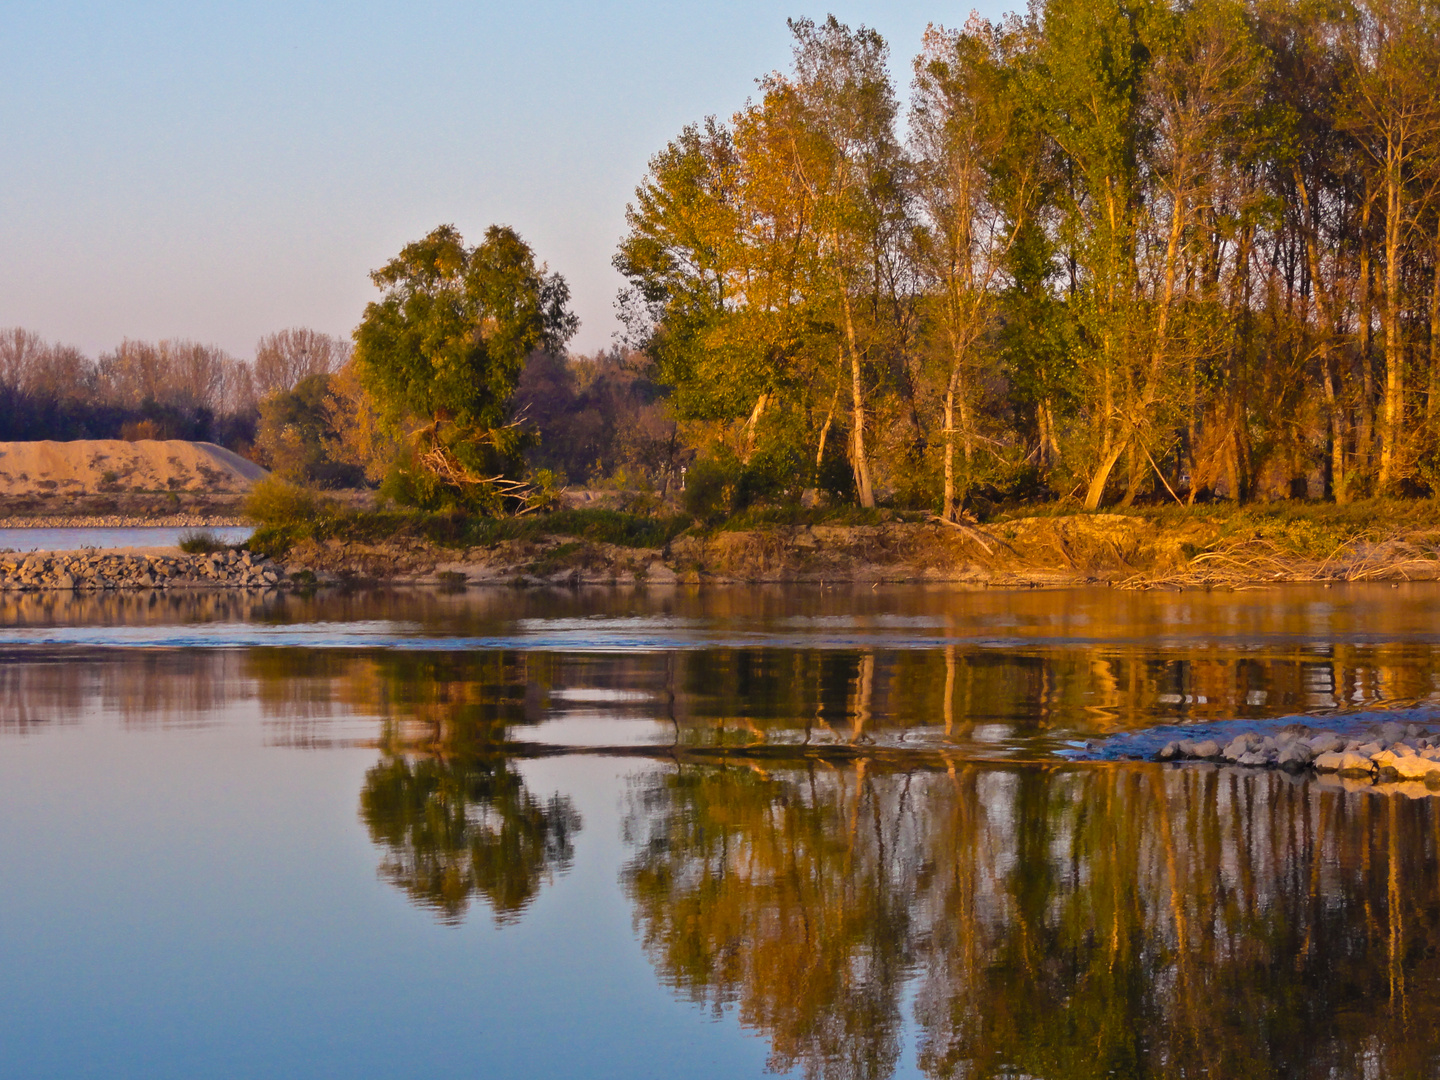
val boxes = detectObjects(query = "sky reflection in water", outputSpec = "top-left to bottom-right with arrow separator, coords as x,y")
2,585 -> 1440,1077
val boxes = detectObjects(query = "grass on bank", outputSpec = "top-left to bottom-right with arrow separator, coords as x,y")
242,474 -> 1440,567
243,476 -> 690,557
177,528 -> 234,554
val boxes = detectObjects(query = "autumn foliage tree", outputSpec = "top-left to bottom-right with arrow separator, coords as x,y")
618,0 -> 1440,514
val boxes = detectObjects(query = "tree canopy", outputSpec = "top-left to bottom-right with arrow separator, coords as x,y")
354,223 -> 578,508
617,0 -> 1440,514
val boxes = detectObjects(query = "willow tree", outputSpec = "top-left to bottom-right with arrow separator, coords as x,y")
354,224 -> 577,510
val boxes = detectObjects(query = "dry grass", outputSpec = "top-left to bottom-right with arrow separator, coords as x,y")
1115,532 -> 1440,589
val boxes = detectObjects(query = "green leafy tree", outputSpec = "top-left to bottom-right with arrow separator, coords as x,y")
254,373 -> 365,488
354,224 -> 578,511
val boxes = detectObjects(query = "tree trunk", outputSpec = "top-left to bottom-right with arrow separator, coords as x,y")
1119,442 -> 1142,507
1380,152 -> 1403,490
1322,348 -> 1346,504
1296,170 -> 1347,504
815,379 -> 840,481
838,289 -> 875,508
942,381 -> 957,521
740,391 -> 769,465
1084,438 -> 1128,511
1430,227 -> 1440,436
1359,188 -> 1376,468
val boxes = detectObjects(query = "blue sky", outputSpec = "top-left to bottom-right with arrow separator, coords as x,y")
0,1 -> 1005,359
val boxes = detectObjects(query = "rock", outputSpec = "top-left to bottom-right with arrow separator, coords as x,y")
54,573 -> 74,590
1191,740 -> 1221,759
1177,740 -> 1198,757
1313,751 -> 1346,772
1380,721 -> 1406,744
1372,749 -> 1404,772
1223,737 -> 1249,762
1337,751 -> 1375,777
1393,755 -> 1440,782
1276,744 -> 1312,771
1391,741 -> 1417,758
1356,741 -> 1385,756
1237,751 -> 1268,767
644,562 -> 678,584
1158,741 -> 1180,761
1308,733 -> 1345,754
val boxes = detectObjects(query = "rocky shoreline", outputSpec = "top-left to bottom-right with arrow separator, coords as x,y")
0,549 -> 288,590
1126,719 -> 1440,787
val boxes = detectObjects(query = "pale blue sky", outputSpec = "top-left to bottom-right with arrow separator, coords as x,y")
0,1 -> 1004,359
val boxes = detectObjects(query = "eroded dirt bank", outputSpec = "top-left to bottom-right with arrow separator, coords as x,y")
274,512 -> 1440,588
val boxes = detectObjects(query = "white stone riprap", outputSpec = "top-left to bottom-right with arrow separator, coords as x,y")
1157,719 -> 1440,790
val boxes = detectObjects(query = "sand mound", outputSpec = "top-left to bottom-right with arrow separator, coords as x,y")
0,440 -> 268,495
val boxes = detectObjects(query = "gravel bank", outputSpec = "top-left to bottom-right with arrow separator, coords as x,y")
0,549 -> 290,590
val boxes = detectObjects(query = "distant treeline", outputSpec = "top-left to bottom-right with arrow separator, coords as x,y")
0,319 -> 679,497
617,0 -> 1440,516
0,327 -> 348,453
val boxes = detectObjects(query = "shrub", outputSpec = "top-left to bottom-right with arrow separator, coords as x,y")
178,528 -> 229,554
682,452 -> 742,523
243,475 -> 325,527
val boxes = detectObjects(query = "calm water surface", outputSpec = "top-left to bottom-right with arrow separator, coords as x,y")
0,525 -> 252,552
3,584 -> 1440,1078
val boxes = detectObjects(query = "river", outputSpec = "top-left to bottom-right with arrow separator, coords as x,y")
0,525 -> 253,552
1,583 -> 1438,1078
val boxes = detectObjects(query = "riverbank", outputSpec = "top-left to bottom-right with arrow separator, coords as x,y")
9,495 -> 1440,588
262,500 -> 1440,588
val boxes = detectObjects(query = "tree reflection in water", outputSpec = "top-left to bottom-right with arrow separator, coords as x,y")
623,762 -> 1440,1078
349,651 -> 581,925
360,753 -> 580,925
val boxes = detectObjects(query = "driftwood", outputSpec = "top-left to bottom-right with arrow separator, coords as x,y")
930,515 -> 994,554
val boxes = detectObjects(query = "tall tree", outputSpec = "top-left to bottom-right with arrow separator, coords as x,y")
762,16 -> 911,507
1339,0 -> 1440,490
911,18 -> 1037,519
353,224 -> 577,508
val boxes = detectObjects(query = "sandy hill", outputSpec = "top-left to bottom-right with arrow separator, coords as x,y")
0,440 -> 268,495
